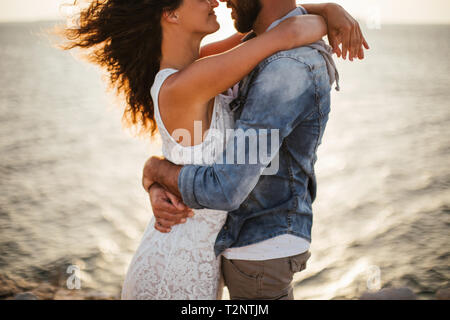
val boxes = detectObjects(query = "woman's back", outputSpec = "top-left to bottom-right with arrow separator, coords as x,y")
151,68 -> 235,166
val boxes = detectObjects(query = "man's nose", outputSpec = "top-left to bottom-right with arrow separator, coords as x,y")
211,0 -> 219,8
209,0 -> 219,8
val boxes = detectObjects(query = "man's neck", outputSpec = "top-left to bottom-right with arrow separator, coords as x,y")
253,0 -> 297,35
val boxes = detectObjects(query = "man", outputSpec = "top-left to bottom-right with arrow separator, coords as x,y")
142,1 -> 368,300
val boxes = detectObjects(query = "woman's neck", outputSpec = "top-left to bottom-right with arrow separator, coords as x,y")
160,29 -> 204,71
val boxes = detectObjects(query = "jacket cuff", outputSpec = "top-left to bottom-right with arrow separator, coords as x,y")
178,165 -> 203,209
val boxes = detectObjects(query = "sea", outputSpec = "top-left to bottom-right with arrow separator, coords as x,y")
0,21 -> 449,299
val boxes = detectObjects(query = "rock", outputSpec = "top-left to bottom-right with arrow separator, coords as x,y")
0,273 -> 37,298
53,289 -> 86,300
31,282 -> 58,300
0,273 -> 74,300
53,289 -> 118,300
0,274 -> 19,298
359,287 -> 417,300
1,273 -> 116,300
13,292 -> 39,300
436,288 -> 450,300
83,291 -> 118,300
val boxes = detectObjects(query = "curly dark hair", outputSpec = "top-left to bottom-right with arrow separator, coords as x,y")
59,0 -> 183,138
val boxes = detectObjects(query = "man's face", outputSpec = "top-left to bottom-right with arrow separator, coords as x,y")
221,0 -> 262,33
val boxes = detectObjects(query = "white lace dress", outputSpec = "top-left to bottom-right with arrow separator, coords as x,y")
121,68 -> 236,300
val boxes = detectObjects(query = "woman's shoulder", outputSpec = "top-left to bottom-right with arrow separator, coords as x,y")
151,68 -> 179,100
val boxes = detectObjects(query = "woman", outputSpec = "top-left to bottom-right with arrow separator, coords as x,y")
61,0 -> 326,299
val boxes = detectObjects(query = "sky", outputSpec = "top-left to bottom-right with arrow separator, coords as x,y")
0,0 -> 449,27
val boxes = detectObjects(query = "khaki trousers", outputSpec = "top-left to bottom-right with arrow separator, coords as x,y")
221,250 -> 311,300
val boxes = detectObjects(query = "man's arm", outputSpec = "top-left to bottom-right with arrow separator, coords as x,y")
144,58 -> 315,212
143,157 -> 183,199
301,3 -> 369,60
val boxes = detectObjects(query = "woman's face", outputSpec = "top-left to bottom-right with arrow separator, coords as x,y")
175,0 -> 220,35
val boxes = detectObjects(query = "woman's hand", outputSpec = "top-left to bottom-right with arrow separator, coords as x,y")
300,3 -> 370,60
323,3 -> 369,60
274,15 -> 327,51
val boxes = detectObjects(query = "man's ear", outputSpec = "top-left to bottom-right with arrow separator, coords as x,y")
162,10 -> 180,24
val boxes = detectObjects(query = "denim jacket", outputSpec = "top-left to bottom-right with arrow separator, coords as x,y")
178,8 -> 333,257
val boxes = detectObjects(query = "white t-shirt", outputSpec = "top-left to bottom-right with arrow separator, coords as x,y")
222,234 -> 310,261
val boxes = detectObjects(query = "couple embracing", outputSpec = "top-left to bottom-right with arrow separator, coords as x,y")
127,0 -> 369,300
63,0 -> 368,300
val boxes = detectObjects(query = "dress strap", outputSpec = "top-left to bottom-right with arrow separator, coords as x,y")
150,68 -> 179,144
150,68 -> 179,103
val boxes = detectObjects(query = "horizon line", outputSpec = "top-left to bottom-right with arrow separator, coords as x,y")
0,17 -> 449,26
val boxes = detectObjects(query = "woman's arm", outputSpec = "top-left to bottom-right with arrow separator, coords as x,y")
163,14 -> 327,107
199,33 -> 246,59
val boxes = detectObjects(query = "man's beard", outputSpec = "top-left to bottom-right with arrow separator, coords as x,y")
232,0 -> 262,33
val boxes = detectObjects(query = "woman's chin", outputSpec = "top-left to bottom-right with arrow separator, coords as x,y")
208,21 -> 221,34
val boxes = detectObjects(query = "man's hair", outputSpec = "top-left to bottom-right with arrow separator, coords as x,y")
233,0 -> 262,33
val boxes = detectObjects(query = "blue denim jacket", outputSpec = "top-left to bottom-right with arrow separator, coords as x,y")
178,9 -> 332,257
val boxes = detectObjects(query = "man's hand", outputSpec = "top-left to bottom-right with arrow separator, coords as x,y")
149,183 -> 194,233
142,156 -> 188,233
323,3 -> 369,61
